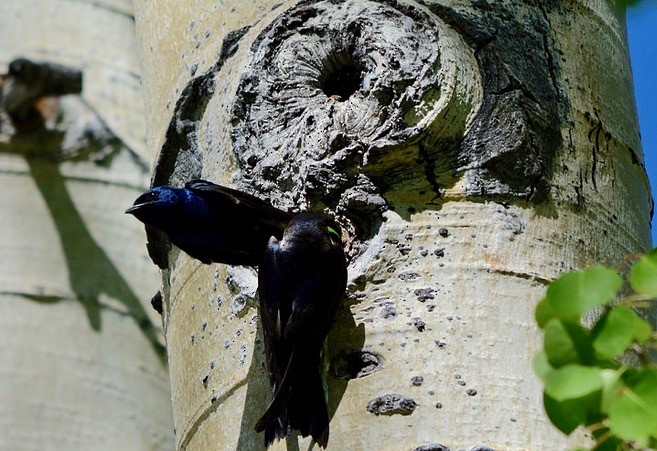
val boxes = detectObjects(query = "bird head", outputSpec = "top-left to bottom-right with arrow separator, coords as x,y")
281,212 -> 344,253
125,186 -> 183,231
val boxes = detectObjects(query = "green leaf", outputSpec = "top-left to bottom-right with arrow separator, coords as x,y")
543,392 -> 586,435
535,298 -> 557,329
546,266 -> 621,322
592,307 -> 654,358
544,319 -> 593,367
593,307 -> 640,359
543,389 -> 601,435
607,368 -> 657,446
544,319 -> 578,367
649,436 -> 657,450
630,248 -> 657,296
533,350 -> 553,383
545,365 -> 603,401
600,368 -> 625,413
633,314 -> 653,344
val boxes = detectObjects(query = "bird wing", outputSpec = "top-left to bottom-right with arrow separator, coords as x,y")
257,237 -> 291,389
255,236 -> 294,433
185,180 -> 292,228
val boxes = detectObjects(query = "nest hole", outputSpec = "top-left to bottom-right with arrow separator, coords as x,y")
330,350 -> 383,379
320,59 -> 363,102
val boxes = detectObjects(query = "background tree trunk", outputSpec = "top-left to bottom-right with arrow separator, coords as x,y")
0,0 -> 173,449
133,0 -> 650,449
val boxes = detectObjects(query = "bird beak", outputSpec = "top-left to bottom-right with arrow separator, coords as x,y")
125,204 -> 143,214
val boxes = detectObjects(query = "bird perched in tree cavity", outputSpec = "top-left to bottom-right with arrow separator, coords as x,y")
127,182 -> 347,447
255,213 -> 347,448
126,180 -> 292,266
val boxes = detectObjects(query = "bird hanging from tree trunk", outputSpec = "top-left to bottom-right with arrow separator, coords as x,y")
255,213 -> 347,448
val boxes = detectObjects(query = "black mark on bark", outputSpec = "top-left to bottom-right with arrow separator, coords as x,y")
424,0 -> 566,202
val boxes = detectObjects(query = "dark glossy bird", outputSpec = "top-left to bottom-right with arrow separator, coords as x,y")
126,180 -> 292,266
254,213 -> 347,448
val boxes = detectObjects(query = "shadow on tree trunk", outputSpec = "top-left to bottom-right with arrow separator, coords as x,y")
25,153 -> 166,365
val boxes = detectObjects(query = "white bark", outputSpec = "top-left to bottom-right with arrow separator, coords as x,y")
133,0 -> 649,449
0,1 -> 173,449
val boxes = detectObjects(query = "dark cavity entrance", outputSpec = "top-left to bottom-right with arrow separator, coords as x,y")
321,61 -> 362,102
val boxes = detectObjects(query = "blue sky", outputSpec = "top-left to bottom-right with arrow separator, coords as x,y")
627,2 -> 657,244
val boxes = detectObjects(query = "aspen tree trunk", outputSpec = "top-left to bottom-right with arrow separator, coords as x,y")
0,1 -> 173,449
133,0 -> 650,449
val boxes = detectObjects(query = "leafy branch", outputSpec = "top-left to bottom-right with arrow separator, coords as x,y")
534,249 -> 657,450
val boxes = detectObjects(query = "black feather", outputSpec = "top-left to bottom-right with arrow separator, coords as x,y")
255,213 -> 347,448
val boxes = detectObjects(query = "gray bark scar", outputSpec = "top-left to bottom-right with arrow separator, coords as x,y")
152,0 -> 566,267
228,0 -> 565,246
232,0 -> 445,244
424,0 -> 565,201
366,393 -> 417,415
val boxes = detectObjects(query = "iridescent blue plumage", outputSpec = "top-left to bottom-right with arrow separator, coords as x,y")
126,180 -> 292,266
128,184 -> 347,448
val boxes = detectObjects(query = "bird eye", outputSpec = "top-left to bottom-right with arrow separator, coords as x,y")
135,190 -> 160,205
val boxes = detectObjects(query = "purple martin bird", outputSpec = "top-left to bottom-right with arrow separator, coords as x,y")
254,213 -> 347,448
126,180 -> 292,266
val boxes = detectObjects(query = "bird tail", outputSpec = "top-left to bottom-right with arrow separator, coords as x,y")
255,346 -> 298,446
287,363 -> 329,448
263,411 -> 289,447
255,347 -> 329,448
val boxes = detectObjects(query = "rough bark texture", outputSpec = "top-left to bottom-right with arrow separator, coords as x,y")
0,0 -> 173,449
133,0 -> 650,449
